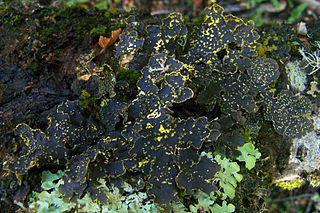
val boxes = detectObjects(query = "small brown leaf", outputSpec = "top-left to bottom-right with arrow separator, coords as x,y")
99,35 -> 109,49
98,28 -> 122,49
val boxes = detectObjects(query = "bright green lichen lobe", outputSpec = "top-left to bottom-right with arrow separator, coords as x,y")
187,4 -> 259,73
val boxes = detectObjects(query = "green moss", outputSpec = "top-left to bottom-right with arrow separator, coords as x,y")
241,129 -> 253,143
79,90 -> 101,119
116,68 -> 141,86
4,14 -> 22,26
0,3 -> 117,73
104,8 -> 118,18
90,26 -> 107,35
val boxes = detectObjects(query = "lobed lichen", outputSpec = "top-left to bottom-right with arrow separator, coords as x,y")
3,3 -> 317,213
263,90 -> 313,138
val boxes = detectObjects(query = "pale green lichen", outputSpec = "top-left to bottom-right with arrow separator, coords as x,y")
28,171 -> 160,213
237,143 -> 261,170
28,171 -> 76,213
201,152 -> 243,200
189,191 -> 235,213
285,60 -> 307,92
213,154 -> 243,200
306,79 -> 320,97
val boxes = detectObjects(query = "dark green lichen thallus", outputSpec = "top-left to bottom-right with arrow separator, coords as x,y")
140,53 -> 190,83
59,153 -> 93,200
187,4 -> 259,74
124,15 -> 145,33
3,123 -> 66,184
245,57 -> 279,94
129,93 -> 173,128
158,73 -> 193,105
59,134 -> 127,201
122,117 -> 220,209
3,101 -> 84,183
198,72 -> 256,113
220,73 -> 258,113
140,52 -> 170,84
86,160 -> 128,204
75,52 -> 116,98
146,148 -> 180,208
138,53 -> 193,105
161,12 -> 186,42
197,57 -> 279,113
100,99 -> 127,131
175,154 -> 220,196
144,12 -> 186,54
115,30 -> 144,69
115,31 -> 144,57
130,95 -> 173,138
263,90 -> 314,138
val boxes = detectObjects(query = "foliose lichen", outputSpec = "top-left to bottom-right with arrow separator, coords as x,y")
263,90 -> 313,138
3,2 -> 316,213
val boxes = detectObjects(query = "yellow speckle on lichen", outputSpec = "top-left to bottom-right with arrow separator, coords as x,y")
159,124 -> 170,134
138,159 -> 149,168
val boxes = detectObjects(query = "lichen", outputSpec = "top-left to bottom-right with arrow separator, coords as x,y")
237,143 -> 261,170
28,170 -> 160,213
263,90 -> 313,138
298,41 -> 320,75
3,3 -> 316,213
196,57 -> 279,114
115,31 -> 144,70
275,178 -> 305,190
285,60 -> 307,92
186,4 -> 259,74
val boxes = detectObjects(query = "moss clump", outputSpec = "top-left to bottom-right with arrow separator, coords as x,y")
116,68 -> 141,85
90,26 -> 107,35
79,89 -> 100,116
105,8 -> 118,18
257,37 -> 278,58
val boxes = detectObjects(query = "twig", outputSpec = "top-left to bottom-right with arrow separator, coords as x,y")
272,193 -> 314,203
305,197 -> 313,213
